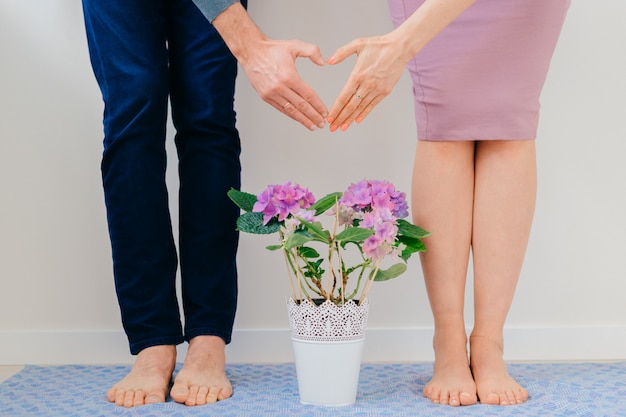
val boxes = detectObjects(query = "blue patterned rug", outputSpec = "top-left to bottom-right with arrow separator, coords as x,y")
1,362 -> 625,416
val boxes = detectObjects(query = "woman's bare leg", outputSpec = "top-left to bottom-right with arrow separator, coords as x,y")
470,139 -> 535,405
412,140 -> 477,406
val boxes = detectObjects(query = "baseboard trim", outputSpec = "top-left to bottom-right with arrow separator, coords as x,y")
1,326 -> 624,365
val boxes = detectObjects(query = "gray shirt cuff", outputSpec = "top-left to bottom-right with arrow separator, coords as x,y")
192,0 -> 238,23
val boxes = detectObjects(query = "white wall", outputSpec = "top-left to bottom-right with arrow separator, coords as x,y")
1,1 -> 625,365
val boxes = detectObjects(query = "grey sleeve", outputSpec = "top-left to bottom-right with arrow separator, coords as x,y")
192,0 -> 239,23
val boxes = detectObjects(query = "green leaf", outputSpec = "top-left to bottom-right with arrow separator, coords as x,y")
285,232 -> 314,250
296,218 -> 330,244
298,246 -> 320,258
396,236 -> 427,261
236,212 -> 280,234
397,219 -> 431,239
310,192 -> 342,216
303,259 -> 324,280
265,244 -> 283,251
227,188 -> 257,212
335,227 -> 374,244
373,263 -> 408,282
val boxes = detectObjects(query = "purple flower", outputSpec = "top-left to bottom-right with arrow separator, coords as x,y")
341,181 -> 372,209
360,210 -> 381,229
362,234 -> 383,259
360,215 -> 399,261
297,209 -> 317,223
339,180 -> 409,262
284,209 -> 318,231
363,235 -> 393,262
340,179 -> 408,219
253,182 -> 315,225
374,221 -> 398,245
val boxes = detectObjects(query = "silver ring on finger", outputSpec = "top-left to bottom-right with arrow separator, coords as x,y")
282,101 -> 291,109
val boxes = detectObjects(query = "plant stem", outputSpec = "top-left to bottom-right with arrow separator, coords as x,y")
345,265 -> 367,301
279,232 -> 297,301
339,245 -> 346,305
284,246 -> 307,301
333,202 -> 346,305
325,197 -> 341,302
327,241 -> 339,301
359,262 -> 381,305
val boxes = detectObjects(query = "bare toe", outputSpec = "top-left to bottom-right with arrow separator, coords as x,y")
171,336 -> 232,406
220,386 -> 233,401
423,385 -> 440,403
439,389 -> 450,405
512,387 -> 528,405
195,386 -> 210,406
144,392 -> 163,405
208,386 -> 224,403
482,392 -> 501,405
186,385 -> 200,406
459,391 -> 476,406
470,335 -> 528,406
423,329 -> 478,406
170,382 -> 189,404
448,390 -> 460,406
107,345 -> 175,408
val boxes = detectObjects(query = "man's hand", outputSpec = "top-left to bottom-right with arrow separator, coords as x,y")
213,3 -> 327,130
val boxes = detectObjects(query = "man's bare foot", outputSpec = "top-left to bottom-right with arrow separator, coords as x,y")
469,335 -> 528,406
107,345 -> 176,408
170,335 -> 232,406
423,330 -> 478,406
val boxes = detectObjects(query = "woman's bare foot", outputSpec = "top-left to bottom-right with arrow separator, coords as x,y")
423,330 -> 478,406
170,335 -> 232,406
107,344 -> 176,407
469,335 -> 528,406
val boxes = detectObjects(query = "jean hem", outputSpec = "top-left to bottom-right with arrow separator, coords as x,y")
129,335 -> 185,356
185,328 -> 232,345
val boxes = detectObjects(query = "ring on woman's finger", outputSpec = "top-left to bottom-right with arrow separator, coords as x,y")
282,101 -> 291,109
356,94 -> 362,99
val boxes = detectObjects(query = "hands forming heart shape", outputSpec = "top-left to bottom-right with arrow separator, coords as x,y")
212,0 -> 475,133
239,34 -> 411,133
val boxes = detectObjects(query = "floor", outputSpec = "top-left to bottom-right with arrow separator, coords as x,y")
0,366 -> 24,383
3,362 -> 626,416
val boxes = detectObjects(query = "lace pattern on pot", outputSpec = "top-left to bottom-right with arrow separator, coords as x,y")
287,298 -> 369,342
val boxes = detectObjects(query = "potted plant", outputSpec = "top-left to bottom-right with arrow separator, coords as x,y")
228,179 -> 429,406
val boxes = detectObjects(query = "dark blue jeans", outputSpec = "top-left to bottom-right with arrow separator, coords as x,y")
82,0 -> 244,355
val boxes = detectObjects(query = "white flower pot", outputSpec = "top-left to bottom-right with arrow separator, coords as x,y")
287,298 -> 369,406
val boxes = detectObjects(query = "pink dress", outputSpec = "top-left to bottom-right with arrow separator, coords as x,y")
388,0 -> 570,141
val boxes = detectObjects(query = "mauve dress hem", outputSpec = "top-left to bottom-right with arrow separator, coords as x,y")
388,0 -> 570,141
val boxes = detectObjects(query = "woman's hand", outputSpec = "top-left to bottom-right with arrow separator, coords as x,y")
326,0 -> 476,132
327,33 -> 410,132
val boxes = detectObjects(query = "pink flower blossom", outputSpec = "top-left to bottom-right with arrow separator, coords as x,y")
340,179 -> 408,219
253,182 -> 315,225
284,209 -> 318,231
374,221 -> 398,245
339,179 -> 408,261
362,234 -> 383,260
363,235 -> 394,262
